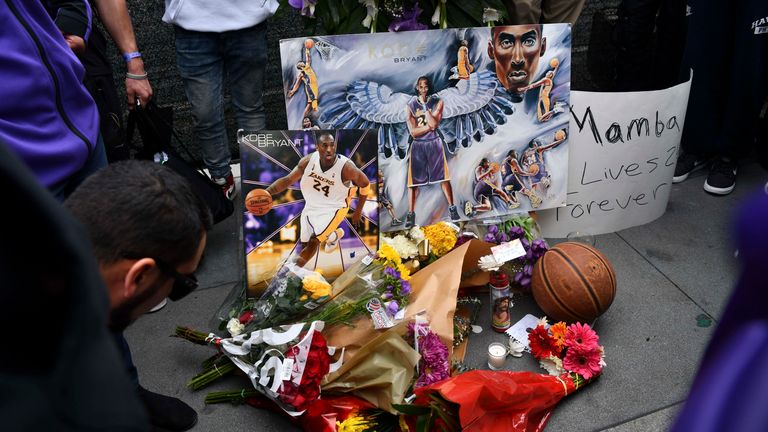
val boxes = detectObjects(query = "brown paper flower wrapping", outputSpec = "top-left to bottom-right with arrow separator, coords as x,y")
321,324 -> 419,413
322,240 -> 492,361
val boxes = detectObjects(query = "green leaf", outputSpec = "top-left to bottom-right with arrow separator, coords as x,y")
393,404 -> 432,416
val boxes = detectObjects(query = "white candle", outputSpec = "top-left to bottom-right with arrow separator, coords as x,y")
487,342 -> 507,370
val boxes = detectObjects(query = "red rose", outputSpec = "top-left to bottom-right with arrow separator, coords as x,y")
238,310 -> 254,324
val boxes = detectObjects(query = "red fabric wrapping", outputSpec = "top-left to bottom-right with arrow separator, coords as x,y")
414,370 -> 580,432
245,394 -> 374,432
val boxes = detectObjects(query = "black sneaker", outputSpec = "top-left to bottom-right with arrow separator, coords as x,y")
704,158 -> 737,195
138,386 -> 198,431
448,204 -> 460,221
405,211 -> 415,228
672,152 -> 707,183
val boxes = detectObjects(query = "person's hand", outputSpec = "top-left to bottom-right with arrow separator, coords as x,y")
125,58 -> 153,109
351,211 -> 363,229
63,33 -> 85,54
287,90 -> 296,98
125,77 -> 153,109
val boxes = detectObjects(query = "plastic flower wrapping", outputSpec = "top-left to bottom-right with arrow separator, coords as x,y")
471,213 -> 549,292
222,263 -> 333,334
175,321 -> 343,416
527,319 -> 606,381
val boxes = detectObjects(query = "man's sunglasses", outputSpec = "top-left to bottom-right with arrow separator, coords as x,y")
152,257 -> 198,301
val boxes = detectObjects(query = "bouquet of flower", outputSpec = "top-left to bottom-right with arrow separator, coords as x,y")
474,214 -> 548,292
526,318 -> 606,380
230,263 -> 332,334
175,321 -> 343,416
405,320 -> 451,389
306,244 -> 411,329
381,221 -> 461,274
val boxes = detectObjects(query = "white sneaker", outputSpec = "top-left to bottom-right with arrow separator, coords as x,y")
323,228 -> 345,253
148,298 -> 167,313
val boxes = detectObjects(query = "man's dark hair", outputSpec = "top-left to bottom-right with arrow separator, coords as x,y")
491,24 -> 543,43
64,160 -> 213,267
414,76 -> 434,95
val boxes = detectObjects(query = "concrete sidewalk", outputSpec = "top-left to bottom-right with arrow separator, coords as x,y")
126,161 -> 766,432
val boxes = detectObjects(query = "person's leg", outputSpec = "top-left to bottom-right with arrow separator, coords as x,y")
705,0 -> 768,195
614,0 -> 663,91
504,0 -> 541,24
173,27 -> 231,180
541,0 -> 587,26
52,134 -> 108,201
654,0 -> 687,89
222,22 -> 268,132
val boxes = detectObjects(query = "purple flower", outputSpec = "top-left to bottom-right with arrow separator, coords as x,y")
414,331 -> 450,388
386,284 -> 394,292
484,233 -> 497,243
487,225 -> 499,235
382,292 -> 394,300
400,280 -> 411,295
496,232 -> 509,243
384,267 -> 399,278
508,226 -> 525,240
387,300 -> 400,315
288,0 -> 317,17
388,5 -> 428,32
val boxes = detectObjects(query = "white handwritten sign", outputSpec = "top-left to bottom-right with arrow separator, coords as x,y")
537,79 -> 692,237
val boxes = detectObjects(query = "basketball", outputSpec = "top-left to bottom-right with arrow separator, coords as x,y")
304,39 -> 314,49
531,242 -> 616,323
549,58 -> 559,68
245,189 -> 272,216
528,163 -> 540,175
489,162 -> 500,174
555,129 -> 566,141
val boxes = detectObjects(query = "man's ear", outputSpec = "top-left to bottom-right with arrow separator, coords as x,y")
487,39 -> 495,60
122,258 -> 156,300
540,37 -> 547,57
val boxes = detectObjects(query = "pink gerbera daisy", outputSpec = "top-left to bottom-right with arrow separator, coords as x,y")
563,345 -> 603,379
564,322 -> 599,350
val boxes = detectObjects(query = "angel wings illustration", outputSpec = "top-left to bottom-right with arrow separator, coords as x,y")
318,69 -> 518,159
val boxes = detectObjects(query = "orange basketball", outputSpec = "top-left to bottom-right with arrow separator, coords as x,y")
555,129 -> 566,141
489,162 -> 500,174
528,163 -> 540,175
531,242 -> 616,323
245,188 -> 273,216
549,58 -> 559,68
304,39 -> 314,49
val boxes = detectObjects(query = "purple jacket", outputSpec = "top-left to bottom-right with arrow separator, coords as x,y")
0,0 -> 98,189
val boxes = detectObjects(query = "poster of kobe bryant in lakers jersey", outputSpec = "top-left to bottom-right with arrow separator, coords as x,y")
280,24 -> 571,232
239,129 -> 378,295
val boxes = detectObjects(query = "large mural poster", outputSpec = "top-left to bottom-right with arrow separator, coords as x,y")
280,24 -> 571,232
240,129 -> 378,294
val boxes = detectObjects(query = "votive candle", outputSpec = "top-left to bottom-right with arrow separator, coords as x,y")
487,342 -> 507,370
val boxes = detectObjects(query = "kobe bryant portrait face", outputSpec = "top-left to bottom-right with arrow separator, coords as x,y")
488,25 -> 546,97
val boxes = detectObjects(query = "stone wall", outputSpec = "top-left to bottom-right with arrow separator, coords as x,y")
113,1 -> 619,162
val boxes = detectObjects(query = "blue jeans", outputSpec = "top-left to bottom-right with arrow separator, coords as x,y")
174,23 -> 268,179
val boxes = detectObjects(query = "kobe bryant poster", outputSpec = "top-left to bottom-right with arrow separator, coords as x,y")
239,129 -> 378,296
280,24 -> 571,232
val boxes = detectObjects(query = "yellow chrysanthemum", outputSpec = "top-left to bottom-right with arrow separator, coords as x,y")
302,275 -> 332,300
550,321 -> 567,350
396,263 -> 411,281
336,414 -> 370,432
422,222 -> 457,256
378,243 -> 402,265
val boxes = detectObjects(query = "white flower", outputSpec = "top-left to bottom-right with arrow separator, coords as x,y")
408,226 -> 425,243
539,356 -> 565,376
482,7 -> 500,23
478,254 -> 502,271
383,235 -> 419,259
430,2 -> 442,25
359,0 -> 377,28
508,339 -> 525,358
536,316 -> 550,327
226,318 -> 245,337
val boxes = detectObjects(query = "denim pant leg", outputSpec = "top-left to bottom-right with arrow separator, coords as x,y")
174,27 -> 232,179
222,22 -> 268,132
